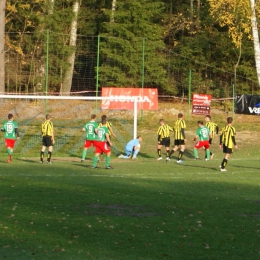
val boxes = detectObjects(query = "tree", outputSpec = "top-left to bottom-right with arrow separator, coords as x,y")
60,0 -> 80,95
208,0 -> 260,87
0,0 -> 6,94
98,0 -> 174,92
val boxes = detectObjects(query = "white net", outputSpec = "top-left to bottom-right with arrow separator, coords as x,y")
0,95 -> 138,158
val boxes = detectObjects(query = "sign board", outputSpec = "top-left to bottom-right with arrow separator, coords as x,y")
101,88 -> 158,110
235,94 -> 260,115
192,94 -> 211,115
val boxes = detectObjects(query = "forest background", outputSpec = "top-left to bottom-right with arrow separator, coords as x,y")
1,0 -> 260,100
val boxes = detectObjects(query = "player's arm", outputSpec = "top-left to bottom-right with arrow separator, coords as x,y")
105,133 -> 112,146
215,125 -> 219,135
15,127 -> 20,139
108,124 -> 116,138
181,128 -> 187,142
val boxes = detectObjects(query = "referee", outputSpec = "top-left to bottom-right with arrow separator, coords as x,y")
40,114 -> 55,164
157,119 -> 173,160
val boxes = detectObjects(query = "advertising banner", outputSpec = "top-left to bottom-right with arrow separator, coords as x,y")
192,94 -> 211,115
235,94 -> 260,115
101,88 -> 158,110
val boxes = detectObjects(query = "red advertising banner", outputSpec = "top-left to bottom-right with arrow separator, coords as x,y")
101,88 -> 158,110
192,94 -> 211,115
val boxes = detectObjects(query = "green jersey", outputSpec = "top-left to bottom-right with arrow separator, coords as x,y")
83,121 -> 98,140
1,120 -> 19,139
96,126 -> 109,142
196,126 -> 210,141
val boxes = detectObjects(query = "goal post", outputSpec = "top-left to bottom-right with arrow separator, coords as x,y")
0,94 -> 138,139
0,94 -> 139,158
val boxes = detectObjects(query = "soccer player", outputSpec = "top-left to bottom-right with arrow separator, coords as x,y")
98,115 -> 116,140
205,115 -> 219,159
98,115 -> 116,160
118,136 -> 142,159
168,113 -> 187,163
40,114 -> 55,164
81,114 -> 98,162
157,119 -> 173,160
1,113 -> 20,163
92,117 -> 113,169
193,120 -> 211,160
219,117 -> 238,172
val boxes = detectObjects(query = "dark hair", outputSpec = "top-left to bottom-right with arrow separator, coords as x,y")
102,117 -> 107,125
198,120 -> 203,125
101,115 -> 107,120
8,113 -> 13,120
227,117 -> 233,124
159,119 -> 164,123
178,113 -> 183,118
91,114 -> 96,119
205,115 -> 211,119
46,114 -> 51,120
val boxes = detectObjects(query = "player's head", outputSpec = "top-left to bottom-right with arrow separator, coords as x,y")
178,113 -> 183,118
8,113 -> 13,120
159,119 -> 164,125
46,114 -> 51,120
102,117 -> 107,125
91,114 -> 96,120
205,115 -> 211,121
198,120 -> 203,126
101,115 -> 107,120
137,136 -> 142,141
227,117 -> 233,124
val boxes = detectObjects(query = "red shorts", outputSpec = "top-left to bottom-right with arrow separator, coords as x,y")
194,140 -> 210,149
5,138 -> 16,148
93,141 -> 111,154
84,140 -> 95,148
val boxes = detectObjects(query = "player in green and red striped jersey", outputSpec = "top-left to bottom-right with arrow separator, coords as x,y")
193,121 -> 211,160
1,113 -> 20,163
81,114 -> 98,162
92,117 -> 113,169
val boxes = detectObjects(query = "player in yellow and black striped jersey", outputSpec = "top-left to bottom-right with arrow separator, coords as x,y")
168,113 -> 187,163
40,114 -> 55,164
219,117 -> 238,172
205,115 -> 219,159
157,119 -> 173,160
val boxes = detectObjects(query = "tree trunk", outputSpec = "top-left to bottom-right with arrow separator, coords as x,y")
250,0 -> 260,87
111,0 -> 117,23
0,0 -> 6,94
60,0 -> 80,95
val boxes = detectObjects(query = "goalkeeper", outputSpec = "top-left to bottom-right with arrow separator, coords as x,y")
118,136 -> 142,159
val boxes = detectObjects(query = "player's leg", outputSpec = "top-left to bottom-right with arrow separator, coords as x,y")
220,146 -> 231,171
177,143 -> 185,162
157,143 -> 163,160
132,144 -> 140,159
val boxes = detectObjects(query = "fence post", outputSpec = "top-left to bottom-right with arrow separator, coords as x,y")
188,69 -> 192,121
45,29 -> 49,115
95,35 -> 100,112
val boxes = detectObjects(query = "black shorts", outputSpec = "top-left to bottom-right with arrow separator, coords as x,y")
223,145 -> 233,154
159,137 -> 170,147
174,139 -> 185,146
42,136 -> 53,147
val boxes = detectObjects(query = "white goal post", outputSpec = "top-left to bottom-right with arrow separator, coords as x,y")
0,94 -> 138,139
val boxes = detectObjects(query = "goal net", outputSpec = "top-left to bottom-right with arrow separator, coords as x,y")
0,95 -> 138,159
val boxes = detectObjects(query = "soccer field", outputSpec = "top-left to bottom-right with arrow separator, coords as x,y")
0,98 -> 259,259
0,139 -> 259,260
